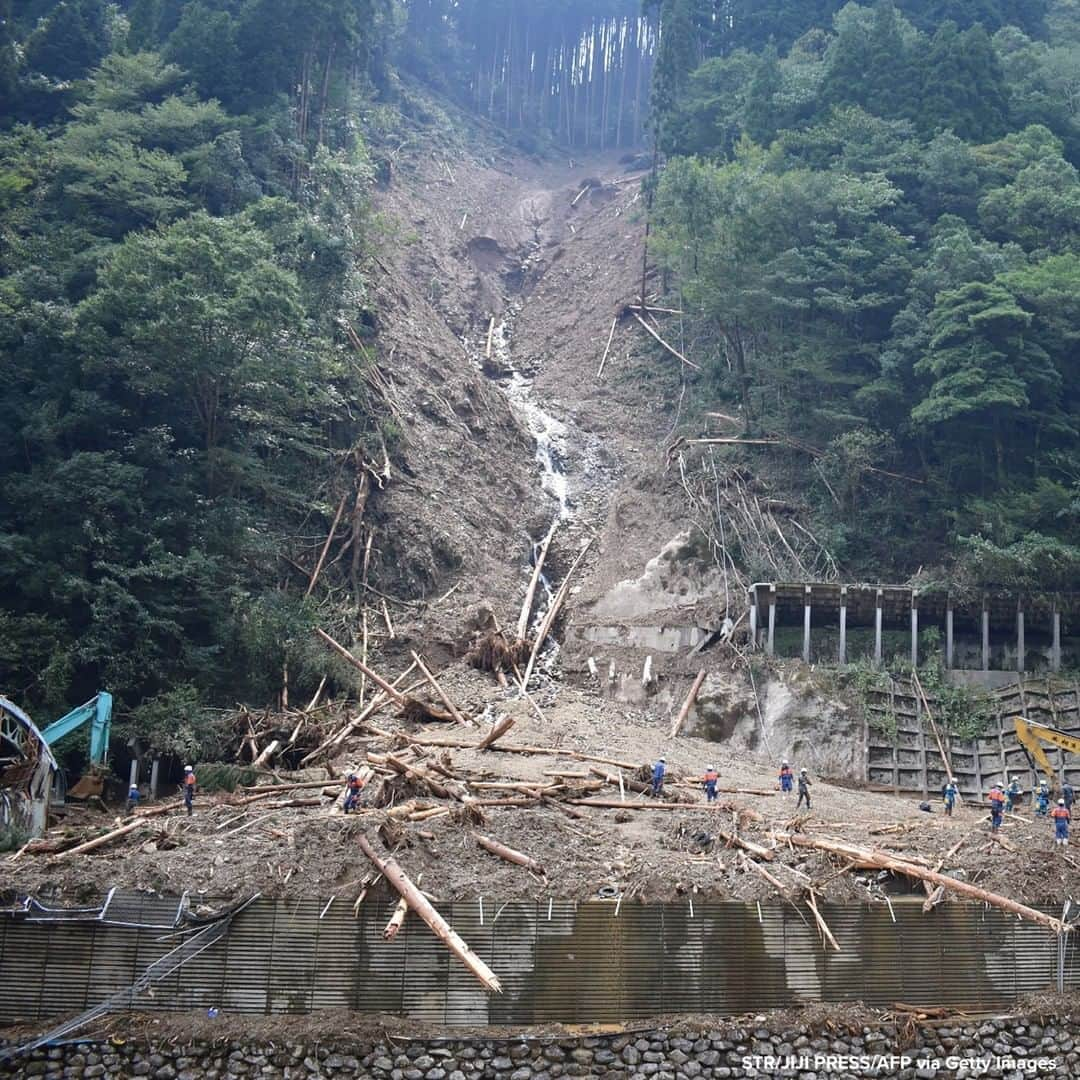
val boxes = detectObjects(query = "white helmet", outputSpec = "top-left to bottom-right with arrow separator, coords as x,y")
1059,799 -> 1066,805
184,765 -> 193,772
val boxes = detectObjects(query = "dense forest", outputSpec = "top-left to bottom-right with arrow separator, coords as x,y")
648,0 -> 1080,589
2,0 -> 1079,739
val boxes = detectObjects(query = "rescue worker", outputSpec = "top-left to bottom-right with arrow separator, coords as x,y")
988,783 -> 1005,832
1064,781 -> 1075,812
343,772 -> 366,813
651,758 -> 666,798
702,764 -> 718,803
796,768 -> 811,811
1006,776 -> 1022,812
1036,780 -> 1051,817
183,765 -> 196,817
943,777 -> 958,817
778,760 -> 794,797
1051,799 -> 1071,848
126,783 -> 140,814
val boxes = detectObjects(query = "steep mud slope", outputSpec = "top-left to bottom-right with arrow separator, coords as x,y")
368,136 -> 697,663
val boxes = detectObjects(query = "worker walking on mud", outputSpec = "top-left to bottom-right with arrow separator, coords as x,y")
702,764 -> 718,803
343,772 -> 366,813
183,765 -> 196,816
778,760 -> 793,797
1036,780 -> 1051,817
651,758 -> 666,798
988,783 -> 1005,832
1006,776 -> 1022,812
943,777 -> 958,817
1051,799 -> 1071,847
1064,781 -> 1075,812
126,783 -> 140,814
796,768 -> 811,810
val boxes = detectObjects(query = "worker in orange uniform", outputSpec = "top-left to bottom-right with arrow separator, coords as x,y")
702,764 -> 718,803
343,772 -> 366,813
1051,799 -> 1071,848
988,783 -> 1005,832
183,765 -> 196,816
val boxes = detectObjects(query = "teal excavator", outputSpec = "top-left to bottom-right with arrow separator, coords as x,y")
38,691 -> 113,797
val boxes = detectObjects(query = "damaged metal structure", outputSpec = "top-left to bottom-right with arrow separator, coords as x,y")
0,696 -> 58,839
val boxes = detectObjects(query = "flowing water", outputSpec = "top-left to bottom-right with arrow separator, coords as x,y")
482,308 -> 575,647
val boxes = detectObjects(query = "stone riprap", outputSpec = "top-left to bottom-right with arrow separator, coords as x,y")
2,1015 -> 1078,1079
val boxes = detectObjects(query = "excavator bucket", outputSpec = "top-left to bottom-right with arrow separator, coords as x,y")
67,772 -> 104,799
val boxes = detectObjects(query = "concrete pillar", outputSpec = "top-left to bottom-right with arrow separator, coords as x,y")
874,589 -> 883,668
803,586 -> 812,664
150,757 -> 160,799
1016,601 -> 1025,674
945,604 -> 954,670
839,587 -> 848,664
1052,605 -> 1062,673
767,586 -> 776,656
911,597 -> 919,669
128,758 -> 138,789
982,599 -> 990,672
749,589 -> 758,650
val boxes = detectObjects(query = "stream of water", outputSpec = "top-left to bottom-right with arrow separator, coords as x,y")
482,307 -> 573,644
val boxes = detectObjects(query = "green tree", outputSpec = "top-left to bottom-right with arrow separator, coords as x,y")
912,280 -> 1063,487
743,43 -> 783,145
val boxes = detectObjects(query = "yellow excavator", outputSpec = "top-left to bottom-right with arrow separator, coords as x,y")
1014,716 -> 1080,792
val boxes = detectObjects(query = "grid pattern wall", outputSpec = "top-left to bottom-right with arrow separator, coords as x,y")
0,899 -> 1075,1027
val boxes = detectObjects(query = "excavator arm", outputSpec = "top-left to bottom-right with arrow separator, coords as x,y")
1014,716 -> 1080,789
39,692 -> 112,766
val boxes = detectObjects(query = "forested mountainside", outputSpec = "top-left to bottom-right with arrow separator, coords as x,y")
648,0 -> 1080,585
1,1 -> 1079,739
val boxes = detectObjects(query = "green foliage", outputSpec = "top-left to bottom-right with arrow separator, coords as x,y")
194,762 -> 260,792
118,684 -> 230,760
651,1 -> 1080,582
0,26 -> 384,728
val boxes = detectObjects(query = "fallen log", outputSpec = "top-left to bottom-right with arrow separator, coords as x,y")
358,835 -> 501,992
475,833 -> 545,876
597,317 -> 617,379
251,740 -> 280,769
53,819 -> 145,859
521,538 -> 595,688
670,669 -> 707,738
132,801 -> 184,819
715,827 -> 774,861
773,832 -> 1068,933
411,651 -> 471,727
390,730 -> 639,771
922,886 -> 945,913
300,660 -> 421,764
240,779 -> 338,795
739,853 -> 789,895
806,890 -> 841,952
384,754 -> 462,801
913,669 -> 955,784
316,628 -> 406,703
518,522 -> 557,639
589,766 -> 651,795
570,799 -> 736,812
630,311 -> 701,370
305,493 -> 348,597
476,713 -> 515,751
